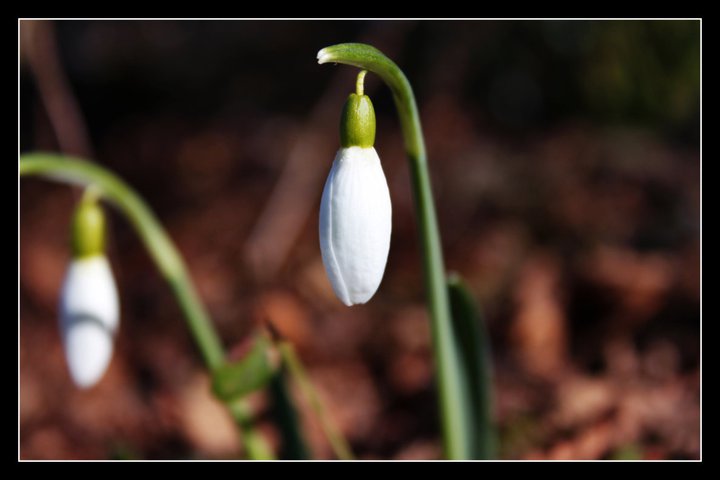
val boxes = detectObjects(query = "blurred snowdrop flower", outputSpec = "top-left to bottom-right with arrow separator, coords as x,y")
319,72 -> 392,306
59,193 -> 119,388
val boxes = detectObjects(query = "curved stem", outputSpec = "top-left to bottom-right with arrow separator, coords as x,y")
20,153 -> 272,459
317,43 -> 468,459
356,70 -> 367,96
21,153 -> 225,369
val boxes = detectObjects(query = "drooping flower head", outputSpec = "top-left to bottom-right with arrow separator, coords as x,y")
59,192 -> 119,388
319,71 -> 392,306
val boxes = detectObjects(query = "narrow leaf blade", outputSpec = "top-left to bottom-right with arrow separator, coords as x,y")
447,273 -> 497,459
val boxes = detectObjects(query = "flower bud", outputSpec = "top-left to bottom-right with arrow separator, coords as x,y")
319,83 -> 391,306
59,196 -> 119,388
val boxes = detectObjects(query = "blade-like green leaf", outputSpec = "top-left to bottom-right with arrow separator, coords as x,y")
447,273 -> 497,459
268,367 -> 311,460
212,334 -> 276,401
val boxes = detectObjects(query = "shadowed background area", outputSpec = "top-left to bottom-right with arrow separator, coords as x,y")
19,20 -> 700,460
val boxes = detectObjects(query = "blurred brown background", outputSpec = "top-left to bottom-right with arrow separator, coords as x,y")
19,20 -> 700,460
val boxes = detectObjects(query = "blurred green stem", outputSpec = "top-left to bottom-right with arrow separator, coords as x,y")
278,342 -> 353,460
318,43 -> 468,459
228,399 -> 275,460
20,153 -> 271,459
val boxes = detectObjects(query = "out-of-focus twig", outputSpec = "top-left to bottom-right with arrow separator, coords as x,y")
21,20 -> 94,159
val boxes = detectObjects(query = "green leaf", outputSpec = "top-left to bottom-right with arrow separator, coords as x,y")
211,334 -> 276,401
447,273 -> 497,459
268,367 -> 311,460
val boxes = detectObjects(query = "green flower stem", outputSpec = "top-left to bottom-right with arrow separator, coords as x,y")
356,70 -> 367,96
278,342 -> 353,460
20,154 -> 224,368
228,399 -> 275,460
20,153 -> 271,459
318,43 -> 468,459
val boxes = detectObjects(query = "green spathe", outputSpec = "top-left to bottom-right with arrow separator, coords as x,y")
339,93 -> 376,148
71,193 -> 106,258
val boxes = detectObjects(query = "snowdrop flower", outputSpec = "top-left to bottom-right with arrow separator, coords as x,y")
59,194 -> 119,388
319,71 -> 392,306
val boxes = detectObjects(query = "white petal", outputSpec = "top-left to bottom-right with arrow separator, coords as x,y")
319,146 -> 392,306
59,255 -> 119,388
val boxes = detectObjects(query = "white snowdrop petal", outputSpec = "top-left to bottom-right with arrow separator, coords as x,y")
319,146 -> 392,306
59,255 -> 119,388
